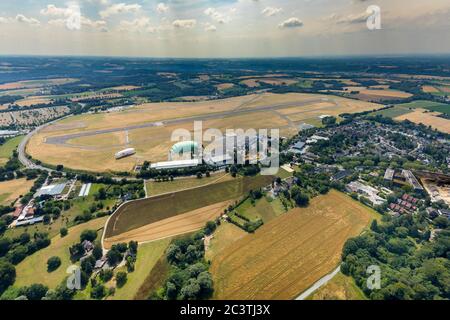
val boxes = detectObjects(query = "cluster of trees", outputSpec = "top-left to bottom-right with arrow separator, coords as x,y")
0,232 -> 50,265
88,241 -> 137,300
138,164 -> 218,180
0,231 -> 51,295
155,225 -> 214,300
19,172 -> 48,205
94,184 -> 145,202
0,150 -> 21,182
292,166 -> 331,198
342,213 -> 450,300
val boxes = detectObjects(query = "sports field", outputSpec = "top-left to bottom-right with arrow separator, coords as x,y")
104,175 -> 274,239
0,178 -> 34,206
210,190 -> 378,300
26,93 -> 382,172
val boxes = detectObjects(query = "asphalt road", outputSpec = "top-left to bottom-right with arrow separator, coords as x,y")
295,266 -> 341,300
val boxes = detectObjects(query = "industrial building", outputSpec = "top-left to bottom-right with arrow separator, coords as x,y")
384,168 -> 395,181
35,183 -> 67,198
169,141 -> 200,161
346,180 -> 386,207
150,159 -> 201,170
402,170 -> 424,191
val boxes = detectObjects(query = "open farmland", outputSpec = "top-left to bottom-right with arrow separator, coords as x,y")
26,93 -> 382,172
0,78 -> 77,91
0,178 -> 35,206
103,200 -> 232,249
210,190 -> 378,300
394,109 -> 450,133
104,175 -> 273,239
146,172 -> 232,196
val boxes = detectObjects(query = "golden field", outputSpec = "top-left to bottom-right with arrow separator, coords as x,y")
0,179 -> 35,206
210,190 -> 378,300
395,109 -> 450,134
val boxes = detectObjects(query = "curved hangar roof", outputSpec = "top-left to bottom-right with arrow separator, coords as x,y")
170,141 -> 199,155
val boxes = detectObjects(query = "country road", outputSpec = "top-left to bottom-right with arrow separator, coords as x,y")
295,266 -> 341,300
17,122 -> 57,172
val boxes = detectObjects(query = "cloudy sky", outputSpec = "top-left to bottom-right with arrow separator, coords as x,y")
0,0 -> 450,57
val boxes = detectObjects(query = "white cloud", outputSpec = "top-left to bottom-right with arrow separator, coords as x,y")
156,3 -> 169,14
119,17 -> 154,33
278,17 -> 303,28
173,19 -> 197,29
100,3 -> 141,19
202,22 -> 217,32
204,8 -> 231,24
262,7 -> 283,17
15,14 -> 41,26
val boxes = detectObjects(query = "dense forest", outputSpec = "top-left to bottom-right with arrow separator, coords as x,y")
342,214 -> 449,300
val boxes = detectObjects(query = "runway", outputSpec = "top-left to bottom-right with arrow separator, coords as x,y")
44,97 -> 334,148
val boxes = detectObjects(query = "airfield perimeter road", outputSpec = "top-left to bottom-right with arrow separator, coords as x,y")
17,116 -> 74,172
44,97 -> 334,147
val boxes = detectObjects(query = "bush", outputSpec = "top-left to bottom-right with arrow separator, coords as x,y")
21,284 -> 48,300
80,230 -> 97,242
0,261 -> 16,294
90,284 -> 106,300
47,256 -> 62,272
99,269 -> 113,283
60,228 -> 68,238
115,271 -> 127,288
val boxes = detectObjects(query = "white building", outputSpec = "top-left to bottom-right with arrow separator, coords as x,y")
150,159 -> 200,170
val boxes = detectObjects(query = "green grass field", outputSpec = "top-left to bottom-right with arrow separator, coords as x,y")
110,238 -> 171,300
105,175 -> 274,237
371,100 -> 450,118
14,217 -> 108,290
236,197 -> 286,223
0,135 -> 23,165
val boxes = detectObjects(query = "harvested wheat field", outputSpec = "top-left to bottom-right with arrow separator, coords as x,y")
395,109 -> 450,134
210,190 -> 379,300
0,178 -> 35,206
422,86 -> 440,93
103,200 -> 232,249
